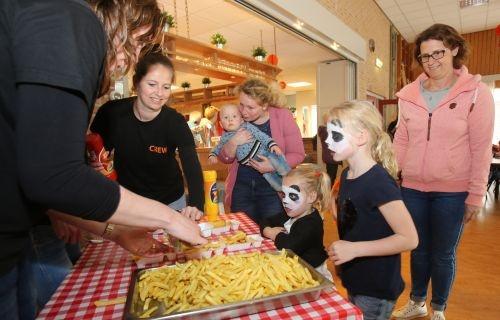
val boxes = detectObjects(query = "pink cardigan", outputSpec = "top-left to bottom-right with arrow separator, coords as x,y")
218,106 -> 305,208
394,66 -> 494,207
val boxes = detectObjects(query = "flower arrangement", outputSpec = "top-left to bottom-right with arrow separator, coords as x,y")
181,81 -> 191,90
210,33 -> 227,46
202,77 -> 211,87
252,46 -> 267,58
161,12 -> 175,31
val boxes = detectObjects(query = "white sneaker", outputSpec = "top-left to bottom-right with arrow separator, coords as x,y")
392,300 -> 428,319
431,311 -> 445,320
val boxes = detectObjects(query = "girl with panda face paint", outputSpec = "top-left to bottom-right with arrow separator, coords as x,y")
325,101 -> 418,319
260,164 -> 334,282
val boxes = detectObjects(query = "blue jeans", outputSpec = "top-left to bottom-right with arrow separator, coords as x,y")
28,225 -> 74,310
260,150 -> 291,191
349,294 -> 395,320
168,194 -> 187,211
0,247 -> 36,320
401,187 -> 467,311
231,171 -> 285,225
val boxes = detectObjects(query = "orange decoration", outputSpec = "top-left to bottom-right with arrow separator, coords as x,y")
267,54 -> 279,66
279,81 -> 286,89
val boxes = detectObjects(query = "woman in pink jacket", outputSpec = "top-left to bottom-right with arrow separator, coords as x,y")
218,79 -> 305,224
392,24 -> 494,320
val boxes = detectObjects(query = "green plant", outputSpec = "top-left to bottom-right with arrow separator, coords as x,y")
181,81 -> 191,89
161,12 -> 175,28
202,77 -> 211,85
210,33 -> 227,45
252,46 -> 267,58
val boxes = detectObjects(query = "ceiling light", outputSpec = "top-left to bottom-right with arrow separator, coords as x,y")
293,20 -> 304,30
459,0 -> 489,8
375,58 -> 383,69
287,81 -> 312,88
331,42 -> 340,51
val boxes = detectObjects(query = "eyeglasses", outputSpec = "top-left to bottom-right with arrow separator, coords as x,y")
417,49 -> 446,63
337,198 -> 357,238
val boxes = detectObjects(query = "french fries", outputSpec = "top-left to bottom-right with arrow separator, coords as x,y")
137,250 -> 318,316
221,230 -> 247,244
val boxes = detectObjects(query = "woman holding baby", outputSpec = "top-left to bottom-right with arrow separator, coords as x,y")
217,78 -> 305,224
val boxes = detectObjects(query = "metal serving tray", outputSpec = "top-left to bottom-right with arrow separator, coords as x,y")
123,249 -> 333,320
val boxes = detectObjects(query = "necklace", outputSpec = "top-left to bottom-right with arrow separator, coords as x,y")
133,102 -> 145,121
133,101 -> 161,122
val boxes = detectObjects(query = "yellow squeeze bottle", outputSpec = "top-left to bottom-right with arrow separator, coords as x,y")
203,170 -> 219,221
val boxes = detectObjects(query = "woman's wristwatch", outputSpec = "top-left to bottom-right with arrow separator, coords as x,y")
102,223 -> 115,239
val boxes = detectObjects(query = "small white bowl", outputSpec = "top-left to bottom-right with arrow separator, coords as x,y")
247,234 -> 264,248
229,219 -> 240,231
198,223 -> 213,237
201,228 -> 212,238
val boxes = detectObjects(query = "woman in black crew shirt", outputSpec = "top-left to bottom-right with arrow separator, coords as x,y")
91,53 -> 204,211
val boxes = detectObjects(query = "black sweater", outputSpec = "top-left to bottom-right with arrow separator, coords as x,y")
261,209 -> 328,268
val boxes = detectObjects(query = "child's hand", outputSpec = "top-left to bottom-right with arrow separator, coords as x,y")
208,155 -> 218,165
230,128 -> 252,146
263,226 -> 285,241
270,145 -> 283,156
327,240 -> 358,265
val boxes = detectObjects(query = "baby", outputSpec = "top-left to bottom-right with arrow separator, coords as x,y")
208,104 -> 290,191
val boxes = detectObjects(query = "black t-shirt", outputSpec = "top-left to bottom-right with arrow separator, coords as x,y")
261,209 -> 328,268
91,98 -> 204,209
337,164 -> 404,300
0,0 -> 119,275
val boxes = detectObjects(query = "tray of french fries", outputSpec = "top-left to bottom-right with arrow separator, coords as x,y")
124,249 -> 334,319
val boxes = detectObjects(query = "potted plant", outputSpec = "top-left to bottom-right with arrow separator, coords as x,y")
202,77 -> 211,88
161,12 -> 175,32
181,81 -> 191,91
252,46 -> 267,61
210,33 -> 227,49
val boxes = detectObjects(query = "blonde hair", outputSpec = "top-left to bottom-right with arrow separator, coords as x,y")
328,100 -> 398,178
219,104 -> 239,115
234,78 -> 286,108
286,164 -> 331,213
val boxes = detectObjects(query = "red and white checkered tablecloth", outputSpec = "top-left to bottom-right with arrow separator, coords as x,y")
37,213 -> 362,320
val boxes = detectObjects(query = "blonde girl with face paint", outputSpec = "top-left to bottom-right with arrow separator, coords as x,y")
260,163 -> 334,282
325,101 -> 418,320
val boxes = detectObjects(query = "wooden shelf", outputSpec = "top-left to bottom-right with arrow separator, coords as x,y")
161,33 -> 281,81
171,83 -> 238,108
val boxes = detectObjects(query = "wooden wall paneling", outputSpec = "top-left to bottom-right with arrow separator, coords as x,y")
461,29 -> 500,76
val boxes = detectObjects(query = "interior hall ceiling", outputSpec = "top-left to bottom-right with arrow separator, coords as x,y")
157,0 -> 340,93
375,0 -> 500,42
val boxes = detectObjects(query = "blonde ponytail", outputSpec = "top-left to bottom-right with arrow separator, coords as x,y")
372,131 -> 398,178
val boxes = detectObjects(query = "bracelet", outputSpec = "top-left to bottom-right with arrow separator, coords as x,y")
102,223 -> 115,238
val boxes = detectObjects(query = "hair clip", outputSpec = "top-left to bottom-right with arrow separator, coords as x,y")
314,171 -> 322,177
